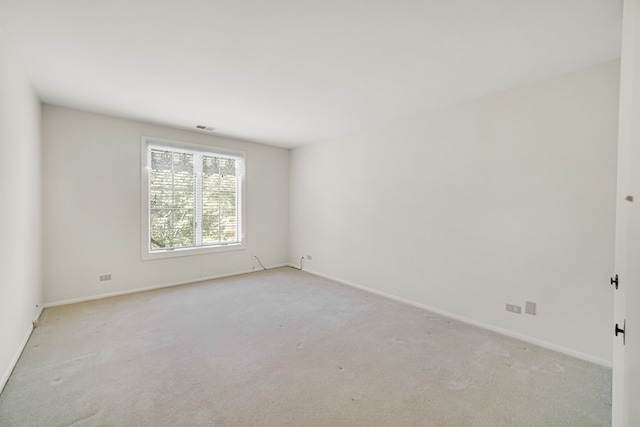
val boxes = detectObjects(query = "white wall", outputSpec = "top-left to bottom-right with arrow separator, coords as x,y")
289,60 -> 620,364
0,33 -> 42,391
42,106 -> 289,304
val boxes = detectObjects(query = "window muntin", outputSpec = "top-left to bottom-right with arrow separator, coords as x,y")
142,137 -> 245,259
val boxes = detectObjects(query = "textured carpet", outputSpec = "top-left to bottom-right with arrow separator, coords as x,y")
0,267 -> 611,426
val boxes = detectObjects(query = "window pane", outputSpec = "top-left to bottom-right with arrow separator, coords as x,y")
150,209 -> 194,249
150,150 -> 195,250
202,187 -> 220,211
172,209 -> 194,247
201,155 -> 239,244
201,213 -> 220,245
220,209 -> 237,242
150,209 -> 171,249
219,158 -> 236,176
146,142 -> 243,256
150,187 -> 173,208
220,174 -> 236,192
151,151 -> 172,172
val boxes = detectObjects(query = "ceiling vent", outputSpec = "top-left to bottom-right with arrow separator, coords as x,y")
196,125 -> 215,131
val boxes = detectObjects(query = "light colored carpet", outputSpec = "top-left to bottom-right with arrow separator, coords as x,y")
0,267 -> 611,426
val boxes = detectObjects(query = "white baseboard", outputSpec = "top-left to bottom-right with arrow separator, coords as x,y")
34,305 -> 43,325
1,305 -> 44,394
1,322 -> 34,394
295,265 -> 612,368
43,265 -> 289,309
41,263 -> 611,369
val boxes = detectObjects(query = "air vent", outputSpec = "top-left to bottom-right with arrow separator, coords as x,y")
196,125 -> 215,131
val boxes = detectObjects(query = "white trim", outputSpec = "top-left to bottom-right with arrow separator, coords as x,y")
1,307 -> 43,393
42,264 -> 290,309
1,323 -> 32,394
142,135 -> 246,159
34,305 -> 43,325
294,266 -> 612,368
141,242 -> 247,260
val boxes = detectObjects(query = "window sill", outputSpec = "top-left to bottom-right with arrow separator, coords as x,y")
141,242 -> 246,260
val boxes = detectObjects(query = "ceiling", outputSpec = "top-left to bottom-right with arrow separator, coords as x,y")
0,0 -> 622,148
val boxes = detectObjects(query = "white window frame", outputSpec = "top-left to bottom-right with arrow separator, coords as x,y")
141,136 -> 246,260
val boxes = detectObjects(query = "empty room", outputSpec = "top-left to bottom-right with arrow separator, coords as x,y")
1,0 -> 640,425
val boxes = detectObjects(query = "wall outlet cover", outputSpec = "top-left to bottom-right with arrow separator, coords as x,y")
506,303 -> 521,314
526,301 -> 536,315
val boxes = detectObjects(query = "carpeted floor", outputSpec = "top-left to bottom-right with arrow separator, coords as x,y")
0,267 -> 611,426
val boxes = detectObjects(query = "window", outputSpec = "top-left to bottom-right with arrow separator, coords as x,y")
141,137 -> 245,259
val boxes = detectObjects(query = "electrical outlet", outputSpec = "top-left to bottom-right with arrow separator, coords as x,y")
99,274 -> 112,281
506,303 -> 521,314
526,301 -> 536,315
306,255 -> 313,261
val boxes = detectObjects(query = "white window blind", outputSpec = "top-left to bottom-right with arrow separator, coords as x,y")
149,149 -> 195,249
143,138 -> 245,256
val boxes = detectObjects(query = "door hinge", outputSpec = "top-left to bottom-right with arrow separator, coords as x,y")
615,320 -> 626,345
611,274 -> 619,290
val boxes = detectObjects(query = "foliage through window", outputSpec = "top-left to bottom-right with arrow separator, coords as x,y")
143,138 -> 245,255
